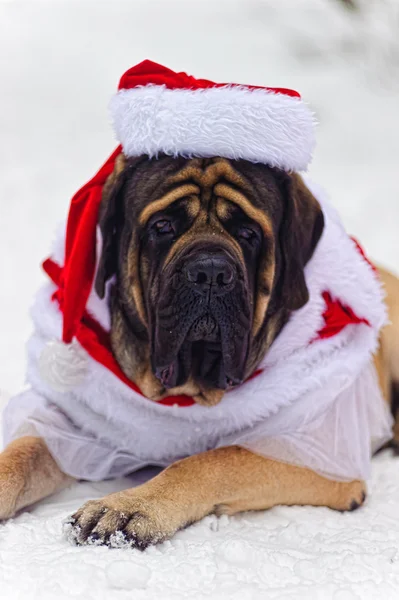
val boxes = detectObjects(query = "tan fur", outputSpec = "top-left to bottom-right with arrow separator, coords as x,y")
101,153 -> 126,198
214,183 -> 274,236
126,245 -> 148,326
156,375 -> 225,407
376,267 -> 399,443
138,185 -> 200,225
252,260 -> 275,336
0,436 -> 73,519
135,364 -> 164,400
378,267 -> 399,386
168,158 -> 254,195
69,447 -> 366,547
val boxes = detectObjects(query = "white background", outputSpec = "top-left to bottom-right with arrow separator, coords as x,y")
1,1 -> 399,598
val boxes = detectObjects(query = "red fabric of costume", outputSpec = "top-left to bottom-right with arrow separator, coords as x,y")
118,59 -> 300,98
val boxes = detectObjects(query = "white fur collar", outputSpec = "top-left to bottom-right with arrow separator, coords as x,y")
32,183 -> 386,432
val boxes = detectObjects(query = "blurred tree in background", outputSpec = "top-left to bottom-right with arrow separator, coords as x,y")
288,0 -> 399,87
338,0 -> 357,8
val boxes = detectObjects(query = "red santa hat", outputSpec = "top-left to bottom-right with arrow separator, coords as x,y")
39,60 -> 316,394
110,60 -> 315,171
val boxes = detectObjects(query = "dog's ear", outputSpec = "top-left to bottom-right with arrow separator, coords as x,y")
95,154 -> 129,298
277,173 -> 324,311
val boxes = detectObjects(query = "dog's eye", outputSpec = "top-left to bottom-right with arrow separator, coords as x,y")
153,219 -> 174,235
237,226 -> 256,241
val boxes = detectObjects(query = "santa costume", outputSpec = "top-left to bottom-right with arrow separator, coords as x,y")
3,60 -> 393,483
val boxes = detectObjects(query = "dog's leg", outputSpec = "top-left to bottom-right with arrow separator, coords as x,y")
67,446 -> 365,549
0,436 -> 74,519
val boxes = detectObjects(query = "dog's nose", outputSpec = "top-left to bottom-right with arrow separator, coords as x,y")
184,255 -> 236,294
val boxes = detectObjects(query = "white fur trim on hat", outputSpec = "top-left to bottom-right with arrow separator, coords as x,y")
109,85 -> 316,171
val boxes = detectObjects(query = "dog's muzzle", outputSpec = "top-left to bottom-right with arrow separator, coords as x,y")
152,245 -> 250,392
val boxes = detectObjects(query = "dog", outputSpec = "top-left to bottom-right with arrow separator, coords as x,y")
1,153 -> 399,548
1,61 -> 398,549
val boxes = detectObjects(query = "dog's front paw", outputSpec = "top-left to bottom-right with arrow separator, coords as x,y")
334,480 -> 367,512
63,492 -> 180,550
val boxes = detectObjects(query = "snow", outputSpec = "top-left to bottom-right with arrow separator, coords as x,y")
1,447 -> 399,599
1,0 -> 399,598
105,560 -> 151,590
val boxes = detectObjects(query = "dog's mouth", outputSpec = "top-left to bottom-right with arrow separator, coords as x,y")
186,314 -> 220,342
153,313 -> 227,390
151,255 -> 251,392
153,336 -> 246,392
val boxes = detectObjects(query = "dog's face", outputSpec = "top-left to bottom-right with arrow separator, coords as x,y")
95,155 -> 324,405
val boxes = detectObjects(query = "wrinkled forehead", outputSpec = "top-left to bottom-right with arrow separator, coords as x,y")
123,155 -> 285,228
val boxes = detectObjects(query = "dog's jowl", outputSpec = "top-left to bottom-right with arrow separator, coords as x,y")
1,61 -> 398,550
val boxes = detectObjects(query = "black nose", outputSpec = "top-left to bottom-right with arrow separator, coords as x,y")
184,254 -> 236,294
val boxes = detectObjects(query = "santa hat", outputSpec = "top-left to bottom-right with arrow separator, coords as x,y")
111,60 -> 315,171
39,60 -> 316,393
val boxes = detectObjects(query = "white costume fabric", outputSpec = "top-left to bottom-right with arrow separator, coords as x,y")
2,181 -> 393,483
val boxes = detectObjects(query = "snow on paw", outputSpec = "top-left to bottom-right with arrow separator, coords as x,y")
63,499 -> 111,545
63,494 -> 177,550
115,511 -> 172,550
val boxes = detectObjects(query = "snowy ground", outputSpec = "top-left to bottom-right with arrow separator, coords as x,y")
1,0 -> 399,598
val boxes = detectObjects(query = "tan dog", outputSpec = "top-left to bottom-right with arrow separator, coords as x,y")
1,155 -> 398,550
